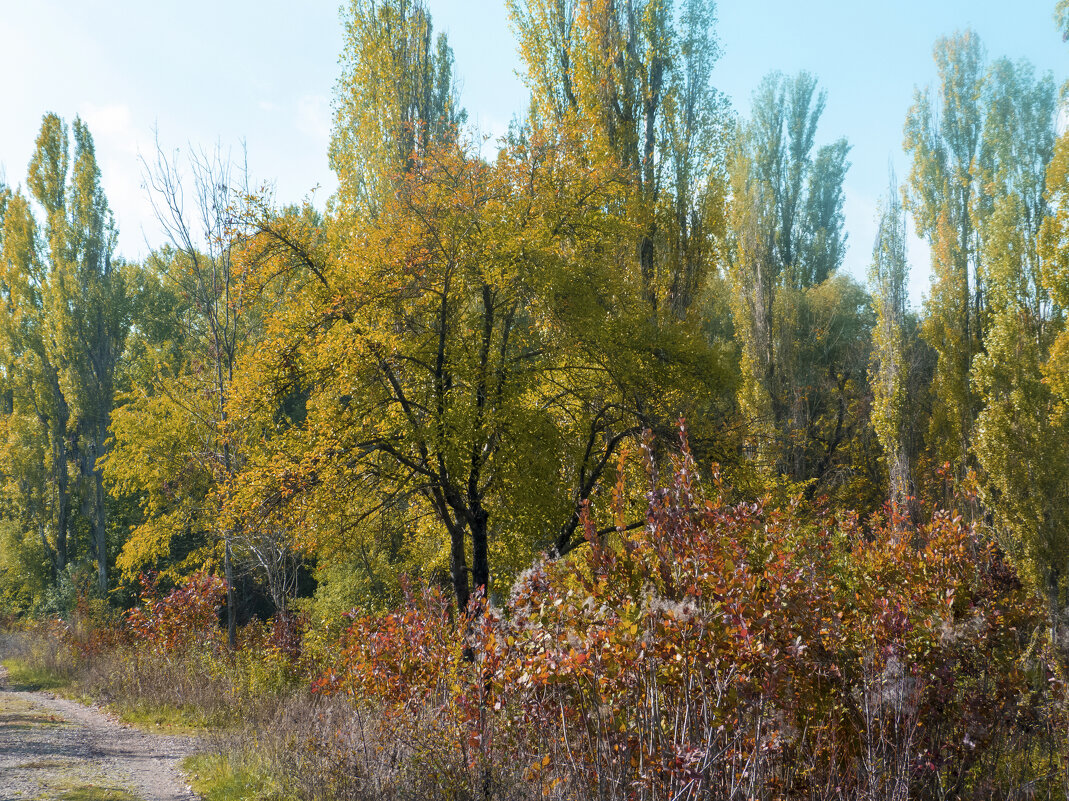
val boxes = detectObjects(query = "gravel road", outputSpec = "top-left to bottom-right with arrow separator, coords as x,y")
0,665 -> 203,801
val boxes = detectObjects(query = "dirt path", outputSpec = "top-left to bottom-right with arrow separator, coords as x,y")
0,666 -> 203,801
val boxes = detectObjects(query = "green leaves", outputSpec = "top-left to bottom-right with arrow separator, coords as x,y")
728,73 -> 867,501
1,113 -> 129,600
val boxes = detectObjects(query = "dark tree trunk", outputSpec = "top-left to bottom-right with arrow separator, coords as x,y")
224,534 -> 237,648
94,471 -> 107,595
471,508 -> 489,600
450,523 -> 470,612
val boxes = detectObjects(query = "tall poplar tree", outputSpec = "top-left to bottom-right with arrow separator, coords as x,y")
972,58 -> 1064,654
0,187 -> 74,581
904,31 -> 987,477
508,0 -> 728,315
728,72 -> 862,495
869,177 -> 914,518
48,119 -> 129,597
330,0 -> 464,217
0,113 -> 128,597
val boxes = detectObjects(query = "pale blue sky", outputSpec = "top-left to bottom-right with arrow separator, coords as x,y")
1,1 -> 1065,305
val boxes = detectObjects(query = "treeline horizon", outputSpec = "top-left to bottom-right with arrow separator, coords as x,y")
0,0 -> 1067,653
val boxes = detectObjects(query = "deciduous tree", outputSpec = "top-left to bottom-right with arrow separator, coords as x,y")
0,114 -> 129,597
869,176 -> 915,519
508,0 -> 728,315
727,73 -> 863,497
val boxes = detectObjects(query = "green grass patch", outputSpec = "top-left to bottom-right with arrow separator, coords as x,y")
17,758 -> 72,769
110,699 -> 219,734
32,776 -> 143,801
2,658 -> 71,692
53,787 -> 142,801
182,753 -> 286,801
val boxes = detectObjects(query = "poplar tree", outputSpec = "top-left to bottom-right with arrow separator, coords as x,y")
0,113 -> 128,597
746,72 -> 849,290
330,0 -> 464,216
48,119 -> 129,597
508,0 -> 728,315
869,176 -> 914,518
728,72 -> 862,495
0,188 -> 73,580
904,31 -> 986,477
972,59 -> 1065,654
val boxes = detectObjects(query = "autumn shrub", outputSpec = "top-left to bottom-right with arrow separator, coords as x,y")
124,571 -> 226,654
66,584 -> 127,660
0,581 -> 125,689
227,613 -> 307,699
506,445 -> 1048,800
0,436 -> 1055,800
311,431 -> 1051,801
312,580 -> 522,799
48,572 -> 228,722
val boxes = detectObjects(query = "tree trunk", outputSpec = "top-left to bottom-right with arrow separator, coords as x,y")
471,508 -> 489,600
224,533 -> 237,649
94,471 -> 107,595
450,523 -> 470,612
52,429 -> 69,571
92,422 -> 110,596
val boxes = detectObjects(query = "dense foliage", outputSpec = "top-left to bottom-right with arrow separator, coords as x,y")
3,1 -> 1069,797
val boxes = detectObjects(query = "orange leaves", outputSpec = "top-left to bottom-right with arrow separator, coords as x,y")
315,581 -> 458,705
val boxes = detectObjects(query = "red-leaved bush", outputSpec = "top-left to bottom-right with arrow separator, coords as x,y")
125,571 -> 226,655
316,427 -> 1049,800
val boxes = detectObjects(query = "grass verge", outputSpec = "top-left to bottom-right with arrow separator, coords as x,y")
183,753 -> 286,801
108,699 -> 219,734
1,657 -> 70,692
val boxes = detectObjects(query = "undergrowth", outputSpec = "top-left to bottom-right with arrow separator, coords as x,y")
2,432 -> 1068,800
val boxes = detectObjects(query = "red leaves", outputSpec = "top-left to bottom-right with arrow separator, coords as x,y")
305,431 -> 1043,798
124,571 -> 226,655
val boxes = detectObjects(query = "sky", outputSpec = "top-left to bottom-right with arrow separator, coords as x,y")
1,0 -> 1066,306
